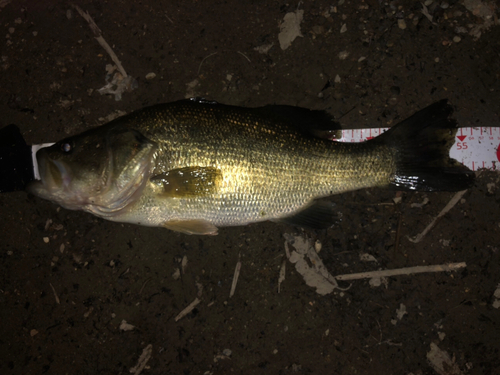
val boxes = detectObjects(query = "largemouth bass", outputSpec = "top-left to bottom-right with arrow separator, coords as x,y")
27,98 -> 474,235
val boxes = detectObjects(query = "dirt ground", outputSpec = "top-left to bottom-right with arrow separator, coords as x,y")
1,0 -> 500,374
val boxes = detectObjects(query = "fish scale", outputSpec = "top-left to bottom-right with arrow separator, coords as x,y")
117,102 -> 393,227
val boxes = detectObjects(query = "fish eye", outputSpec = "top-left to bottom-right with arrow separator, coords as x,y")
61,142 -> 72,153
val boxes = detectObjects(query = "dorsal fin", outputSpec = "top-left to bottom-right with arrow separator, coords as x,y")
185,98 -> 342,140
254,105 -> 342,140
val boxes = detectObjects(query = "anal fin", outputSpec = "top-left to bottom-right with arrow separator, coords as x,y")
275,201 -> 339,230
162,219 -> 218,235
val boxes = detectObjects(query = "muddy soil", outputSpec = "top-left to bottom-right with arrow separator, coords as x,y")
1,1 -> 500,374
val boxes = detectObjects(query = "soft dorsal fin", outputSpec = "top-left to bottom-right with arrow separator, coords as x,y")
255,105 -> 342,140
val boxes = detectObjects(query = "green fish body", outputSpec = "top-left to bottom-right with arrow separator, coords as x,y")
28,98 -> 474,234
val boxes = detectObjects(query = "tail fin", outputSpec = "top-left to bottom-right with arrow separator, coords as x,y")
376,100 -> 475,191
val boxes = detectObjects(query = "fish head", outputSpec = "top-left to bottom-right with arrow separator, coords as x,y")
28,126 -> 157,215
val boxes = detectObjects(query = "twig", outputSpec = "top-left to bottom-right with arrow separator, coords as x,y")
73,5 -> 128,78
334,262 -> 466,281
174,298 -> 201,321
129,344 -> 153,375
237,51 -> 251,63
278,260 -> 286,293
198,52 -> 218,75
197,51 -> 251,75
139,278 -> 151,295
229,253 -> 241,298
408,190 -> 468,243
165,12 -> 174,24
49,283 -> 60,304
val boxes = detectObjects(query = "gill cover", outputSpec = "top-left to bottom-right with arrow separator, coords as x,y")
28,126 -> 157,215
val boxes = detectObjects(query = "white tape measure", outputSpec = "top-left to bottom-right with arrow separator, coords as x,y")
334,127 -> 500,171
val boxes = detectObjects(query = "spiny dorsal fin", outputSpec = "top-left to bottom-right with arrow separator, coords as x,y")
184,98 -> 342,140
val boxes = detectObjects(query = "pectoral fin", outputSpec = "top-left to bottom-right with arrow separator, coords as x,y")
162,219 -> 219,235
151,166 -> 222,198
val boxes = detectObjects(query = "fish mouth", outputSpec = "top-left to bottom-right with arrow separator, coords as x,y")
40,150 -> 71,189
27,149 -> 71,199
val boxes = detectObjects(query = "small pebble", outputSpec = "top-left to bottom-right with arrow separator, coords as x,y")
145,72 -> 156,80
314,240 -> 322,253
397,19 -> 407,30
172,268 -> 181,280
43,237 -> 49,243
340,23 -> 347,33
453,36 -> 461,43
338,51 -> 349,60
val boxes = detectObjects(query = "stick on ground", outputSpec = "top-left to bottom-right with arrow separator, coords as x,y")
408,190 -> 468,243
49,282 -> 60,304
174,298 -> 201,322
334,262 -> 466,281
73,5 -> 128,78
229,254 -> 242,298
129,344 -> 153,375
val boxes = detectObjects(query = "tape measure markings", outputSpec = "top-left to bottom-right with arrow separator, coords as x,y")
334,127 -> 500,172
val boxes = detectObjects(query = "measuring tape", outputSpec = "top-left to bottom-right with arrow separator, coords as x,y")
335,127 -> 500,171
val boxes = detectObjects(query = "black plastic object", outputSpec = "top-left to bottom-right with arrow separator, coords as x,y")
0,124 -> 34,192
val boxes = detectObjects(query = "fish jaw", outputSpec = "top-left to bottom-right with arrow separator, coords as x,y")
27,149 -> 84,210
